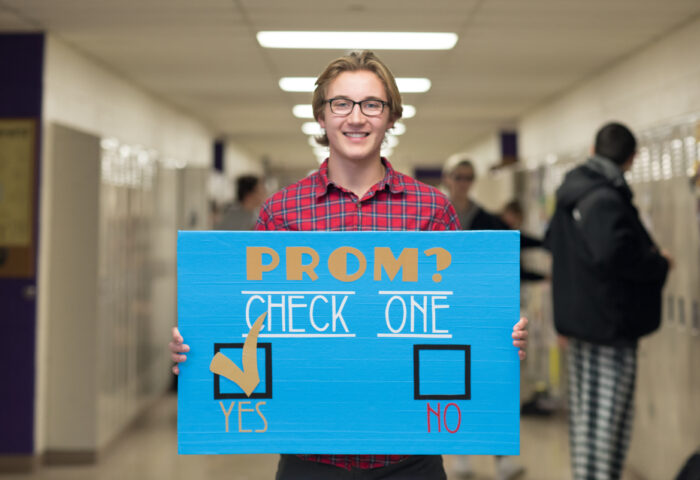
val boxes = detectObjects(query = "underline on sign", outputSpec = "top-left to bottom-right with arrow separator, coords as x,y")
377,333 -> 453,338
241,291 -> 356,295
242,333 -> 357,338
377,291 -> 453,295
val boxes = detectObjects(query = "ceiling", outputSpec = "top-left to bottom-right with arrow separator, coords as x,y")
1,0 -> 699,171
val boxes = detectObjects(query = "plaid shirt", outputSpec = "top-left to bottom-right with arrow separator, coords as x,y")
255,158 -> 459,470
256,158 -> 458,232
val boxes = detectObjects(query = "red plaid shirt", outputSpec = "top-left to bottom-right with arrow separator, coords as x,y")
257,158 -> 458,232
255,158 -> 459,470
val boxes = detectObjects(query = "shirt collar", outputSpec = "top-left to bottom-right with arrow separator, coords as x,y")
314,157 -> 406,199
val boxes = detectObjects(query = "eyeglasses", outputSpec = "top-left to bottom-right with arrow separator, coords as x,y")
326,97 -> 387,116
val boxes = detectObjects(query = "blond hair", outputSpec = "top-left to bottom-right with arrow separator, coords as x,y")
312,50 -> 403,147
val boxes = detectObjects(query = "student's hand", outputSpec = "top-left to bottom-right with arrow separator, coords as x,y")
169,327 -> 190,375
512,317 -> 528,361
661,249 -> 674,271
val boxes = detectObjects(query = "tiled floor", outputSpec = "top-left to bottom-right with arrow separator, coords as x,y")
1,394 -> 642,480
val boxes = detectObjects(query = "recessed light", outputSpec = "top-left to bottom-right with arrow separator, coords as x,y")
391,123 -> 406,135
280,77 -> 431,93
385,135 -> 400,148
293,104 -> 315,119
402,105 -> 416,119
258,31 -> 458,50
396,78 -> 431,93
302,122 -> 324,136
279,77 -> 317,92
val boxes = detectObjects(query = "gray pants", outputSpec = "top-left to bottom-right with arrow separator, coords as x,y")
568,339 -> 637,480
276,454 -> 446,480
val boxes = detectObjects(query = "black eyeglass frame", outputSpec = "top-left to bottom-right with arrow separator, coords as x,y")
324,97 -> 388,117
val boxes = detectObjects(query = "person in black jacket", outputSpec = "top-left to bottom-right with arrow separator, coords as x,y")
545,122 -> 673,480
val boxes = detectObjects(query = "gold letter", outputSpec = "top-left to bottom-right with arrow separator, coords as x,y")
247,247 -> 279,280
238,401 -> 254,433
328,247 -> 366,282
286,246 -> 320,281
255,401 -> 268,433
374,247 -> 418,282
219,401 -> 235,433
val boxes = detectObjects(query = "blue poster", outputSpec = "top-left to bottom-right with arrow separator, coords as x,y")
177,231 -> 520,455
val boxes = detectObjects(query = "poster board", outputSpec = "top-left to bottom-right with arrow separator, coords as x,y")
177,230 -> 519,455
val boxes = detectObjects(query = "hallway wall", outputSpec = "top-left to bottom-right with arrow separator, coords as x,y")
35,37 -> 223,457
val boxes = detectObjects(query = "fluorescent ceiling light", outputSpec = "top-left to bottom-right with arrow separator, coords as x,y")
402,105 -> 416,119
293,104 -> 314,119
385,135 -> 400,148
396,78 -> 431,93
391,123 -> 406,135
280,77 -> 317,92
302,122 -> 324,136
280,77 -> 431,93
258,31 -> 458,50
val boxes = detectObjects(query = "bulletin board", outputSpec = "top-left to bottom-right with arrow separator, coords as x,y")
177,230 -> 520,455
0,119 -> 36,277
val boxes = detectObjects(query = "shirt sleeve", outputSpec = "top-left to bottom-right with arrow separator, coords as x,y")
430,199 -> 460,231
254,202 -> 277,231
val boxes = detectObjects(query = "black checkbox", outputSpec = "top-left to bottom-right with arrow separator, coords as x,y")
213,342 -> 273,399
413,344 -> 470,400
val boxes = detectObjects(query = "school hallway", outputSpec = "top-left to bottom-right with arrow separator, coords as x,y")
2,2 -> 700,479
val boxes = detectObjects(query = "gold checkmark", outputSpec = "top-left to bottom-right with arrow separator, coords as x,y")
209,312 -> 268,397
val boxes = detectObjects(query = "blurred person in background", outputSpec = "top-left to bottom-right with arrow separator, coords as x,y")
500,200 -> 547,283
215,174 -> 266,230
443,159 -> 504,230
545,122 -> 672,480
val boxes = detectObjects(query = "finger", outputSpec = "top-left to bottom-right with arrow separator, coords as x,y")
513,317 -> 528,330
518,350 -> 527,361
171,352 -> 187,363
513,340 -> 527,349
168,341 -> 190,353
512,330 -> 529,339
172,326 -> 183,343
172,364 -> 180,375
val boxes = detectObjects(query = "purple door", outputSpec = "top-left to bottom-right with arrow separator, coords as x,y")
0,34 -> 44,455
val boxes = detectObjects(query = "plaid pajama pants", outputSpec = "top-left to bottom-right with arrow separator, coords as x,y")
567,338 -> 637,480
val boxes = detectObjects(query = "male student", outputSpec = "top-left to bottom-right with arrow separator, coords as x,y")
171,50 -> 528,480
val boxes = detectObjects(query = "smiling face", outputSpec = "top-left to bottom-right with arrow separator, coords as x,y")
317,70 -> 395,167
